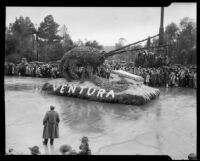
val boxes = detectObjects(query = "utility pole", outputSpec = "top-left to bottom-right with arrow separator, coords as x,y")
159,7 -> 164,46
158,7 -> 165,58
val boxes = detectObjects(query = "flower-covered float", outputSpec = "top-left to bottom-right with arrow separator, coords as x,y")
42,46 -> 160,105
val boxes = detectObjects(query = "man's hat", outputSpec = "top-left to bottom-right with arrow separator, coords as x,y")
7,148 -> 15,155
59,145 -> 72,154
50,105 -> 55,110
81,136 -> 89,142
28,146 -> 40,155
8,148 -> 14,153
188,153 -> 197,160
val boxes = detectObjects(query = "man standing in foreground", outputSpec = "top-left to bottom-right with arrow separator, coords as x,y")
42,105 -> 60,145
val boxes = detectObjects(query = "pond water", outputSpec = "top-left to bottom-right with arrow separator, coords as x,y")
5,76 -> 196,159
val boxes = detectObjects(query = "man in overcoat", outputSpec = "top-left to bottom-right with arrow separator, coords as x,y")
42,105 -> 60,145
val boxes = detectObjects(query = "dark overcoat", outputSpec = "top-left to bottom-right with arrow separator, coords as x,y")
42,110 -> 60,139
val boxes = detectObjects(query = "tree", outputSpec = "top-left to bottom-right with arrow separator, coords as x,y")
113,38 -> 127,61
38,15 -> 62,44
5,25 -> 17,56
84,40 -> 103,50
73,39 -> 84,47
73,39 -> 103,50
59,25 -> 74,52
37,15 -> 63,62
165,22 -> 179,44
115,38 -> 127,49
179,17 -> 196,51
164,22 -> 180,62
178,17 -> 196,64
5,16 -> 36,62
39,43 -> 64,62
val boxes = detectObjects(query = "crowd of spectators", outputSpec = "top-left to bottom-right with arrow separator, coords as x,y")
4,59 -> 111,80
5,61 -> 61,78
5,57 -> 196,89
134,50 -> 170,68
107,62 -> 197,89
6,136 -> 91,155
103,50 -> 196,89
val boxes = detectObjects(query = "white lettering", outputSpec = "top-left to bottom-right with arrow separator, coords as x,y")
60,85 -> 67,94
68,84 -> 76,93
106,90 -> 115,99
79,86 -> 86,94
97,89 -> 106,98
87,88 -> 96,96
53,83 -> 60,91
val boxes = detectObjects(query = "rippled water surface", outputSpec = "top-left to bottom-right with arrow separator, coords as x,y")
5,76 -> 196,159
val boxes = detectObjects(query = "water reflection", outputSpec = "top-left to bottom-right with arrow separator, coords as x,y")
43,145 -> 55,155
43,145 -> 50,155
56,96 -> 145,133
160,86 -> 196,96
4,76 -> 49,91
50,145 -> 55,154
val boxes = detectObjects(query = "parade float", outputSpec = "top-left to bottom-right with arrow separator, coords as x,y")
42,35 -> 162,105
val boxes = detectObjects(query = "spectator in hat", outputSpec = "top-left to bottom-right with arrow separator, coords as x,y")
188,153 -> 197,160
6,148 -> 15,155
78,136 -> 91,155
42,105 -> 60,145
59,144 -> 77,155
28,146 -> 41,155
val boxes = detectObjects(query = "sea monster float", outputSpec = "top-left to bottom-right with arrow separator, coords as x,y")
42,46 -> 160,105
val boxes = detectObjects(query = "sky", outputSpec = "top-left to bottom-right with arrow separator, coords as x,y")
6,3 -> 196,46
